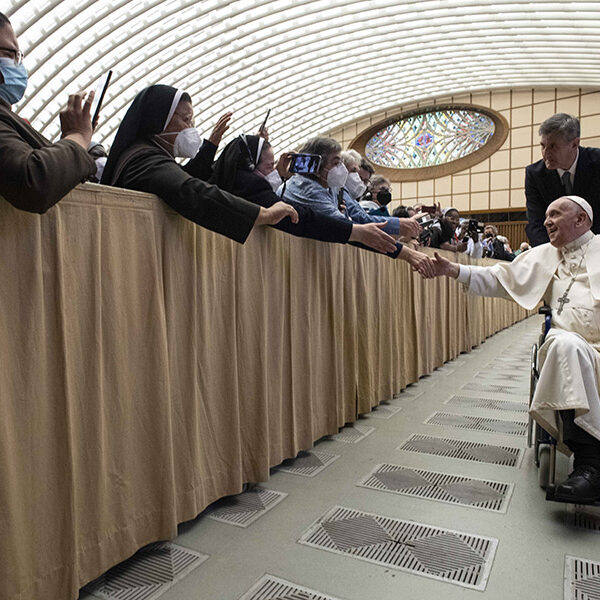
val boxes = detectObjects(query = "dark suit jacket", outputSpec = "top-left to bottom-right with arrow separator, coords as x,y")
525,146 -> 600,245
0,99 -> 96,213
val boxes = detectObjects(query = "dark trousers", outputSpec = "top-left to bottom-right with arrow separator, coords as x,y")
560,410 -> 600,469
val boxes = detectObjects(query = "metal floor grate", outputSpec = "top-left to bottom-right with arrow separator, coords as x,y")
357,463 -> 513,513
475,370 -> 528,383
364,403 -> 403,420
85,543 -> 208,600
566,504 -> 600,533
461,381 -> 526,396
275,450 -> 340,478
206,486 -> 287,528
397,434 -> 524,467
432,366 -> 456,376
426,412 -> 527,436
564,555 -> 600,599
446,359 -> 466,367
485,359 -> 530,370
238,575 -> 342,600
329,424 -> 374,444
298,506 -> 497,591
393,390 -> 424,402
444,395 -> 527,413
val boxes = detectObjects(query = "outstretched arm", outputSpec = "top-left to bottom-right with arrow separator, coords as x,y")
398,246 -> 436,278
255,201 -> 299,226
431,251 -> 460,279
430,252 -> 512,301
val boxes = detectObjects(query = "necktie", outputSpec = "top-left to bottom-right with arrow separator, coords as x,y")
562,171 -> 573,195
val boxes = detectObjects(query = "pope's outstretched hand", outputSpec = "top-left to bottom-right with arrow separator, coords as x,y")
429,252 -> 460,279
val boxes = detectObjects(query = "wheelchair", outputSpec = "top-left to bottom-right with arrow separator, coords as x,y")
527,306 -> 557,492
528,306 -> 600,504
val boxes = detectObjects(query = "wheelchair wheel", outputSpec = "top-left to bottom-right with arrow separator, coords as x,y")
538,444 -> 552,489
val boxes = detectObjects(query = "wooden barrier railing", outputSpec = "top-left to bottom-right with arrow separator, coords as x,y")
0,184 -> 530,600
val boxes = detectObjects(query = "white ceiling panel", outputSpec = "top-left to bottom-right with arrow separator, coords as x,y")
5,0 -> 600,153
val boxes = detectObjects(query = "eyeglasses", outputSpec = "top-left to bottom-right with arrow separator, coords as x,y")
0,47 -> 24,65
173,111 -> 194,128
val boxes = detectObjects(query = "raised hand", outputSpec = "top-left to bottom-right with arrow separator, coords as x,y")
397,216 -> 421,239
276,152 -> 293,179
349,221 -> 398,254
258,125 -> 269,141
256,201 -> 299,226
208,112 -> 233,147
60,90 -> 94,149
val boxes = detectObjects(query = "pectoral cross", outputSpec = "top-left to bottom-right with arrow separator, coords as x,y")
557,291 -> 570,315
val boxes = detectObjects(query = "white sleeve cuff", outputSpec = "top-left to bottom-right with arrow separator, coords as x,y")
457,264 -> 471,285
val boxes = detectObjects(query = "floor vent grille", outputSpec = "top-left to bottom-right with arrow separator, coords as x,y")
461,381 -> 526,396
84,542 -> 208,600
329,425 -> 374,444
298,506 -> 497,591
238,575 -> 342,600
426,411 -> 527,436
357,464 -> 513,512
566,504 -> 600,533
207,486 -> 287,528
484,359 -> 530,372
475,370 -> 527,383
444,395 -> 527,413
392,390 -> 424,402
564,555 -> 600,599
397,434 -> 524,467
275,450 -> 339,478
364,404 -> 402,420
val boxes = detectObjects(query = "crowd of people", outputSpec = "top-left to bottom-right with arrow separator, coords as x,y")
0,10 -> 527,272
2,10 -> 599,503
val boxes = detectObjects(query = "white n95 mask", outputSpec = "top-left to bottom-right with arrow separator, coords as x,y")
345,172 -> 366,199
264,169 -> 283,192
172,127 -> 202,158
326,162 -> 348,189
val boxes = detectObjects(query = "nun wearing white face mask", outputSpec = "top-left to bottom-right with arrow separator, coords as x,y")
102,85 -> 297,243
208,134 -> 399,254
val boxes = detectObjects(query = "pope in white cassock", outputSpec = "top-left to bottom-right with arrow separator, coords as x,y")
431,195 -> 600,504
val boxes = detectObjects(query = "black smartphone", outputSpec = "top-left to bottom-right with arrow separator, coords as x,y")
90,70 -> 112,130
258,109 -> 270,134
288,153 -> 321,174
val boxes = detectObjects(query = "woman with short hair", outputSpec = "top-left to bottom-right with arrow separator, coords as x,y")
208,134 -> 399,254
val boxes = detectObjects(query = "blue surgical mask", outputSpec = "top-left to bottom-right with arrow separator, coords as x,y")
0,57 -> 28,105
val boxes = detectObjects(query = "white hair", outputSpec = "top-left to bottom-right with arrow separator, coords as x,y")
341,149 -> 362,169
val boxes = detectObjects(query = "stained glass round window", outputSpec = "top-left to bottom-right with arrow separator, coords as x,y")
365,109 -> 496,169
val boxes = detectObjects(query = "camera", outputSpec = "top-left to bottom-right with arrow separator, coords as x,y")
467,219 -> 484,235
417,214 -> 437,245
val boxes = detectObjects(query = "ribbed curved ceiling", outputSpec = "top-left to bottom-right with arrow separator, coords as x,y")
6,0 -> 600,154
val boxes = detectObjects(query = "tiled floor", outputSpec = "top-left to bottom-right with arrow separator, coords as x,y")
81,316 -> 600,600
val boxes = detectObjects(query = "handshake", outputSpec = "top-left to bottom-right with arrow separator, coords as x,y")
408,250 -> 460,280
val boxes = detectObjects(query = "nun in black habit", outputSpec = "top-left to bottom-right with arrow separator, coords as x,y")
101,85 -> 296,243
209,134 -> 402,254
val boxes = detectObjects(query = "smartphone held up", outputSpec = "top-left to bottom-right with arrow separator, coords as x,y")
288,153 -> 321,174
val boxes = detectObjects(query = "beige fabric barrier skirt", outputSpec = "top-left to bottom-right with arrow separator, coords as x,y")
0,185 -> 529,600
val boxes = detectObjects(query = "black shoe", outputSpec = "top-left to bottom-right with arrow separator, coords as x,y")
552,465 -> 600,504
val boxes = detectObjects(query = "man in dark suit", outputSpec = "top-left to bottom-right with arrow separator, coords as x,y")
525,113 -> 600,246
